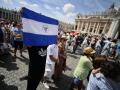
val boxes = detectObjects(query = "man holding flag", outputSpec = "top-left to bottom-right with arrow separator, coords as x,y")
21,7 -> 58,90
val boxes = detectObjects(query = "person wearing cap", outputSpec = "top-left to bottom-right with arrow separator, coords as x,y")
70,47 -> 95,90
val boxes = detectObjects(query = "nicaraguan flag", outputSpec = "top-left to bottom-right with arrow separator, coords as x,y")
21,7 -> 58,46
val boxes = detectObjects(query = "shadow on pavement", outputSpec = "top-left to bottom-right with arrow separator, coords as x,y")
0,53 -> 19,71
0,75 -> 18,90
17,55 -> 29,65
10,48 -> 29,65
50,74 -> 73,90
67,53 -> 79,59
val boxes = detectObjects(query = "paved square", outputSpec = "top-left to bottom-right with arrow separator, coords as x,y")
0,50 -> 80,90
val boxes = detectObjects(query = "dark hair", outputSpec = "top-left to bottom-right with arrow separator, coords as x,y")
108,38 -> 111,41
13,22 -> 17,27
100,61 -> 120,82
93,55 -> 107,69
112,39 -> 117,43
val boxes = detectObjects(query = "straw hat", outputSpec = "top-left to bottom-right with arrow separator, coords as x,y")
61,35 -> 67,40
83,47 -> 95,55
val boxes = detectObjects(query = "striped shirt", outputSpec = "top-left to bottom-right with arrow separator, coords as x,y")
87,73 -> 118,90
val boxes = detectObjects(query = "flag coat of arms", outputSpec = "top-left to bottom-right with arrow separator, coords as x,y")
21,7 -> 58,46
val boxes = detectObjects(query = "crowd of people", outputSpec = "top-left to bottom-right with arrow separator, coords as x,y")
0,20 -> 12,55
63,32 -> 120,62
59,32 -> 120,90
0,20 -> 120,90
0,20 -> 23,57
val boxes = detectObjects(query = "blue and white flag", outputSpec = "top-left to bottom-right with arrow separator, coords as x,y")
21,7 -> 58,46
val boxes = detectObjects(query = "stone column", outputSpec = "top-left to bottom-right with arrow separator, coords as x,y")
107,21 -> 115,37
17,14 -> 19,21
77,22 -> 80,31
102,23 -> 107,34
107,20 -> 119,38
86,22 -> 90,32
4,11 -> 6,19
115,32 -> 119,39
97,23 -> 101,34
96,23 -> 100,34
87,22 -> 91,33
85,22 -> 89,32
19,14 -> 21,22
80,21 -> 84,31
95,23 -> 99,34
112,20 -> 120,38
92,23 -> 96,34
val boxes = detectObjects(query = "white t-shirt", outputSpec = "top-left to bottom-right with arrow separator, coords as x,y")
46,44 -> 58,65
11,27 -> 16,32
103,40 -> 111,50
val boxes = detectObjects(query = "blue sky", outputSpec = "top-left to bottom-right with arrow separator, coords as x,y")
0,0 -> 120,23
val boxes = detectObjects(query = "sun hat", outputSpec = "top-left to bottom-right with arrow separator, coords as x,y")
83,47 -> 96,55
61,35 -> 67,40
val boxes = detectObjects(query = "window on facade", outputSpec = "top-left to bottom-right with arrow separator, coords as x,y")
3,12 -> 5,17
94,29 -> 96,33
9,13 -> 12,20
5,13 -> 8,19
90,28 -> 92,32
12,14 -> 14,20
75,25 -> 77,30
105,29 -> 109,33
99,30 -> 103,34
82,27 -> 85,31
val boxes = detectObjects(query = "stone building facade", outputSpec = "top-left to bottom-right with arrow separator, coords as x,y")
0,7 -> 21,22
75,5 -> 120,38
58,21 -> 74,32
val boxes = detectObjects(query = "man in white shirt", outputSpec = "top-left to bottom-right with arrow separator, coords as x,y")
43,43 -> 59,89
10,23 -> 17,47
101,38 -> 111,56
